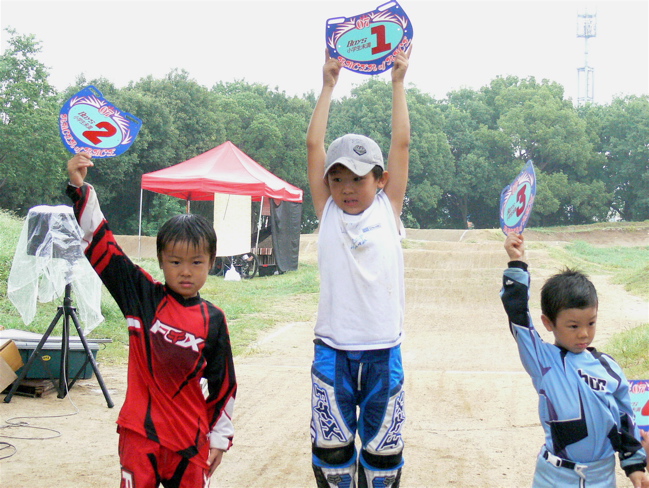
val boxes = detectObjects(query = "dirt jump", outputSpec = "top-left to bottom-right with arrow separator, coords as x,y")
2,226 -> 648,487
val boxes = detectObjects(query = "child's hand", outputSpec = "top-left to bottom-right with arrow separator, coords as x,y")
207,448 -> 225,477
628,469 -> 649,487
323,50 -> 342,89
67,152 -> 93,187
391,45 -> 411,84
504,233 -> 525,261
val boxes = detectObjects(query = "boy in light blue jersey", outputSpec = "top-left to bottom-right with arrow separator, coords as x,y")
501,233 -> 648,487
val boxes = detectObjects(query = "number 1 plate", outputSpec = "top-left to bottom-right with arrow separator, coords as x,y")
326,1 -> 414,75
59,86 -> 142,158
500,160 -> 537,235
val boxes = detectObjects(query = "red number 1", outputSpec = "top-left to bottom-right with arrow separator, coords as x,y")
371,24 -> 392,55
83,121 -> 117,145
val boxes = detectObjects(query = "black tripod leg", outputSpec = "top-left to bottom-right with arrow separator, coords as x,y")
3,308 -> 64,404
57,305 -> 71,399
69,309 -> 114,408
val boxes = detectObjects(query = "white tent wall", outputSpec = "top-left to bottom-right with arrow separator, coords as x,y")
214,193 -> 251,257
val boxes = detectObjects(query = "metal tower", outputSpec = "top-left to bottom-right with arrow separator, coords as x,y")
577,11 -> 597,105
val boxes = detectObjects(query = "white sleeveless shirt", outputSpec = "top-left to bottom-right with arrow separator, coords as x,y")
315,191 -> 405,350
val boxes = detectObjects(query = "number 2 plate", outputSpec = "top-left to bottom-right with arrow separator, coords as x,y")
500,160 -> 537,235
59,86 -> 142,158
326,1 -> 413,75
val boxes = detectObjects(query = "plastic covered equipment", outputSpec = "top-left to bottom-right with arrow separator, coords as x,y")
7,205 -> 104,333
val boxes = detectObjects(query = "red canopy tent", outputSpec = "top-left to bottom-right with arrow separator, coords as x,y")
140,140 -> 303,203
138,141 -> 303,273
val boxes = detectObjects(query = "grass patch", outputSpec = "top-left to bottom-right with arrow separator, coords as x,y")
529,220 -> 649,235
401,239 -> 428,249
550,241 -> 649,300
603,323 -> 649,380
0,209 -> 23,296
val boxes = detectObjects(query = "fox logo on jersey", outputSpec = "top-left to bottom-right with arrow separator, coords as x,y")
578,369 -> 607,391
150,320 -> 204,352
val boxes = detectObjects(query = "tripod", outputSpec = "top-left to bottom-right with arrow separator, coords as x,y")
4,283 -> 114,408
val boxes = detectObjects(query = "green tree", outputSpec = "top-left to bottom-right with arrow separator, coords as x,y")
0,29 -> 68,214
440,88 -> 515,228
487,76 -> 610,225
406,88 -> 454,228
135,70 -> 223,161
533,171 -> 610,226
594,96 -> 649,221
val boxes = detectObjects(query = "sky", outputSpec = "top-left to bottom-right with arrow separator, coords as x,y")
1,0 -> 648,105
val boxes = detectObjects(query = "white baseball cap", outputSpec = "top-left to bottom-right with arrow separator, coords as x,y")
324,134 -> 384,177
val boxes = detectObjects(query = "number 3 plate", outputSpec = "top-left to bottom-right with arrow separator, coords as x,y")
500,160 -> 537,235
326,0 -> 413,75
59,86 -> 142,158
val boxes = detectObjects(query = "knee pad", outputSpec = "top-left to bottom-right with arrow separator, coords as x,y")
358,449 -> 403,488
313,443 -> 356,466
312,444 -> 357,488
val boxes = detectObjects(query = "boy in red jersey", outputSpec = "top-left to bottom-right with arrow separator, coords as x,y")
67,153 -> 237,488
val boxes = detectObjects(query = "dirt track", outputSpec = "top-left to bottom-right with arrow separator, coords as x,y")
2,227 -> 648,487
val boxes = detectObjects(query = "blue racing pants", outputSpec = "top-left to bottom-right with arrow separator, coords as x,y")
310,342 -> 405,462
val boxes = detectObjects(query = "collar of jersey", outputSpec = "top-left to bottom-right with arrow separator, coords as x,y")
165,285 -> 202,307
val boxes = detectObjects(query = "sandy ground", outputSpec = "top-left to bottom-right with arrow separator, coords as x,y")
1,227 -> 648,487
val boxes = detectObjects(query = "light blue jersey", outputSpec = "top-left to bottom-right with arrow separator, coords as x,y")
500,261 -> 646,481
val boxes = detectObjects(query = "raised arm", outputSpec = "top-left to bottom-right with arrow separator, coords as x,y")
383,48 -> 411,218
67,152 -> 94,187
306,51 -> 341,220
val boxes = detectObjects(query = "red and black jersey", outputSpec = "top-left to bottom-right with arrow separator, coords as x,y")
67,183 -> 236,469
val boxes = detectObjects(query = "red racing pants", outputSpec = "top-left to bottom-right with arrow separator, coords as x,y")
119,427 -> 210,488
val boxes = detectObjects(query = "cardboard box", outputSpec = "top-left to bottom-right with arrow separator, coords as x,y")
0,359 -> 17,394
0,339 -> 24,393
0,339 -> 23,371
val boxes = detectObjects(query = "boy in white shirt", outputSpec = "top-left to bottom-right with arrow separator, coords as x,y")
306,47 -> 411,488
